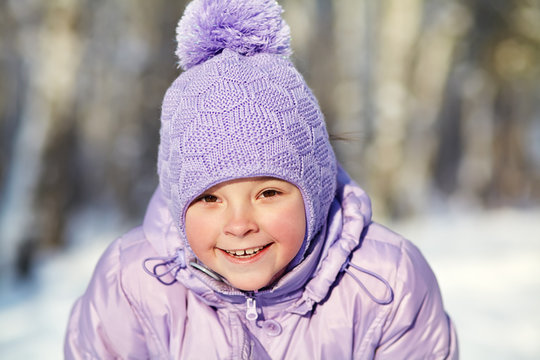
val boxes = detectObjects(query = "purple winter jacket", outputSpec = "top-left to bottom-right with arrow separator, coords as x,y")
65,169 -> 458,359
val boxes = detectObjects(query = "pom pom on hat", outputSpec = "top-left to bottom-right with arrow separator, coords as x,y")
176,0 -> 292,70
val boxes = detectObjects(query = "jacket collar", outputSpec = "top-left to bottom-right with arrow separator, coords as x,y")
142,166 -> 372,312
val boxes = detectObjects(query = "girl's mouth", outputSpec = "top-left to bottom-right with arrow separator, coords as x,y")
221,244 -> 271,258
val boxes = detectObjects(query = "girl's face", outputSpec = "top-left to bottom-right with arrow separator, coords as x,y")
185,177 -> 306,291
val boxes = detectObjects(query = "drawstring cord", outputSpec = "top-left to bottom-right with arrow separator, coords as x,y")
142,249 -> 392,307
142,249 -> 186,286
189,261 -> 224,281
343,261 -> 394,305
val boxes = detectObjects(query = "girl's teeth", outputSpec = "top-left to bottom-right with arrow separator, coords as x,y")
226,246 -> 264,257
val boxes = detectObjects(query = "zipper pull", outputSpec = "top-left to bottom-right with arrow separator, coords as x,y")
245,297 -> 258,321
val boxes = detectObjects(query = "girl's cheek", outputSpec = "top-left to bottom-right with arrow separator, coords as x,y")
266,206 -> 306,241
185,210 -> 210,242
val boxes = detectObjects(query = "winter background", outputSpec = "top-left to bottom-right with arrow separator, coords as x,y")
1,0 -> 539,359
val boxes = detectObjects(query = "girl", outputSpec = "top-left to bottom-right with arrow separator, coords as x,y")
65,0 -> 458,358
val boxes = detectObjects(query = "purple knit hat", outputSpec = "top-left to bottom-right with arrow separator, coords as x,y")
158,0 -> 337,255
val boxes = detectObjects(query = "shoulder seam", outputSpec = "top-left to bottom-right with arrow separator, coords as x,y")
117,235 -> 170,358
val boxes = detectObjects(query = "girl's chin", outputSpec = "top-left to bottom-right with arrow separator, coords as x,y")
227,270 -> 286,292
228,277 -> 272,292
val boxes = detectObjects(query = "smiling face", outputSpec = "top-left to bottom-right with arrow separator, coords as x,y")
185,177 -> 306,291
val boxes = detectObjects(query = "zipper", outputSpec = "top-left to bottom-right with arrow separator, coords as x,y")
245,295 -> 283,336
245,297 -> 258,321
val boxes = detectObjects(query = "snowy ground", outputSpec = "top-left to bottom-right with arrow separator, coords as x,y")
391,209 -> 540,360
0,208 -> 539,359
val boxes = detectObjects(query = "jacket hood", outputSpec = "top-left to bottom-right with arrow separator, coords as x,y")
142,166 -> 372,314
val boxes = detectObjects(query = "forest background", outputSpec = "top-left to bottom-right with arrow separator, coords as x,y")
0,0 -> 539,358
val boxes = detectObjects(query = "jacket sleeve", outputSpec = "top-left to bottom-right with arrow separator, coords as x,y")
375,239 -> 459,360
64,238 -> 149,360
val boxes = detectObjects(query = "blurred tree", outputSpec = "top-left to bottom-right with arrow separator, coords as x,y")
285,0 -> 539,217
0,0 -> 188,278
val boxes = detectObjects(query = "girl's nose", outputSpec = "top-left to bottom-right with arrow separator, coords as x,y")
223,203 -> 258,237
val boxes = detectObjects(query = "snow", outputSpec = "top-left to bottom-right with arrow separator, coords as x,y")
391,208 -> 540,359
0,241 -> 108,358
0,208 -> 539,359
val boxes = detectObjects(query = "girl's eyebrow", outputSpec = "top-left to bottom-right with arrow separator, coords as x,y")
256,178 -> 289,187
254,176 -> 280,182
256,176 -> 288,183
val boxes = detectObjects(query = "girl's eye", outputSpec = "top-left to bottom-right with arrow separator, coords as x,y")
260,189 -> 279,198
199,195 -> 218,203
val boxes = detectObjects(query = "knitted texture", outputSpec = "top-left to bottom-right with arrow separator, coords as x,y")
176,0 -> 291,70
158,0 -> 337,256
